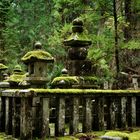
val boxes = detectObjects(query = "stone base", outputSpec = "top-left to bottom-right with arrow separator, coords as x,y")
66,60 -> 92,76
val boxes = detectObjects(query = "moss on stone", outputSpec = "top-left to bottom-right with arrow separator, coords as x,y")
30,88 -> 140,95
75,133 -> 87,138
129,131 -> 140,140
64,32 -> 91,46
104,131 -> 129,139
51,76 -> 79,86
56,136 -> 78,140
7,72 -> 26,83
0,63 -> 8,70
21,50 -> 54,63
79,76 -> 98,83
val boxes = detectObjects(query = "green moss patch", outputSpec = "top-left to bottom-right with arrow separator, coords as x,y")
64,32 -> 91,46
30,88 -> 140,95
129,131 -> 140,140
21,50 -> 54,63
0,63 -> 7,70
104,131 -> 129,139
7,72 -> 26,83
51,76 -> 79,86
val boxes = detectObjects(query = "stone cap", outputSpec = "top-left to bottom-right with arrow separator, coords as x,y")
0,81 -> 10,88
63,18 -> 92,47
21,42 -> 54,64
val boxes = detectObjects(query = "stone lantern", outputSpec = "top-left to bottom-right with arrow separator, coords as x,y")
7,65 -> 26,88
63,18 -> 98,89
0,63 -> 8,81
64,18 -> 92,76
21,41 -> 54,87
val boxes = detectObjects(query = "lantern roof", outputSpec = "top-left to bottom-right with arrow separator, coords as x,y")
21,41 -> 54,64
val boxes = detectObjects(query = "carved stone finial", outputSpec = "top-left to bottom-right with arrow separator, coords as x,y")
61,68 -> 68,75
72,18 -> 84,33
34,41 -> 42,49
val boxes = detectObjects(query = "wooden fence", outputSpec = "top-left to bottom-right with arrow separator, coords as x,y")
0,89 -> 140,140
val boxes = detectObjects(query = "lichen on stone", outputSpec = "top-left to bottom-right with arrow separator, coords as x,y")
21,50 -> 54,63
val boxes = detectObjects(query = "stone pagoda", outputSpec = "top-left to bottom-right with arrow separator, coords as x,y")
64,18 -> 92,76
52,18 -> 98,89
64,18 -> 98,88
21,41 -> 54,88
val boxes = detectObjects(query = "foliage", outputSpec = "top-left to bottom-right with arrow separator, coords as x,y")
121,40 -> 140,49
0,0 -> 139,85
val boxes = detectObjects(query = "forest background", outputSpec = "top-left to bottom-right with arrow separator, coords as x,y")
0,0 -> 140,87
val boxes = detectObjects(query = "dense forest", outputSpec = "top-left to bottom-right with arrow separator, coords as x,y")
0,0 -> 140,87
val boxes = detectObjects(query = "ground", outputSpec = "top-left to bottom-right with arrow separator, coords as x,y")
1,129 -> 140,140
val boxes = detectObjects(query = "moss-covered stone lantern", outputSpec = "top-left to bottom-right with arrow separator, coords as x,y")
0,63 -> 8,81
63,18 -> 99,89
6,65 -> 26,88
21,41 -> 54,87
64,18 -> 92,76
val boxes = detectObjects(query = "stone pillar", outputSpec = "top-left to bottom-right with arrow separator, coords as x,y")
121,97 -> 127,128
41,97 -> 50,140
12,98 -> 20,138
83,98 -> 92,132
131,97 -> 136,127
70,97 -> 79,134
132,77 -> 138,89
55,97 -> 65,136
110,98 -> 117,129
32,97 -> 41,137
0,97 -> 5,132
5,97 -> 12,135
20,97 -> 33,140
5,97 -> 9,134
98,97 -> 105,130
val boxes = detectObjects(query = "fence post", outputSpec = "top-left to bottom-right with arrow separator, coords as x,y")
20,97 -> 33,140
5,97 -> 12,135
55,97 -> 65,136
131,97 -> 136,127
110,97 -> 117,129
0,97 -> 5,132
41,97 -> 50,139
121,97 -> 127,128
83,97 -> 92,132
12,98 -> 20,138
70,97 -> 79,134
98,97 -> 105,130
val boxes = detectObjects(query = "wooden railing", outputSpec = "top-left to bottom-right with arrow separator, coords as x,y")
0,89 -> 140,140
